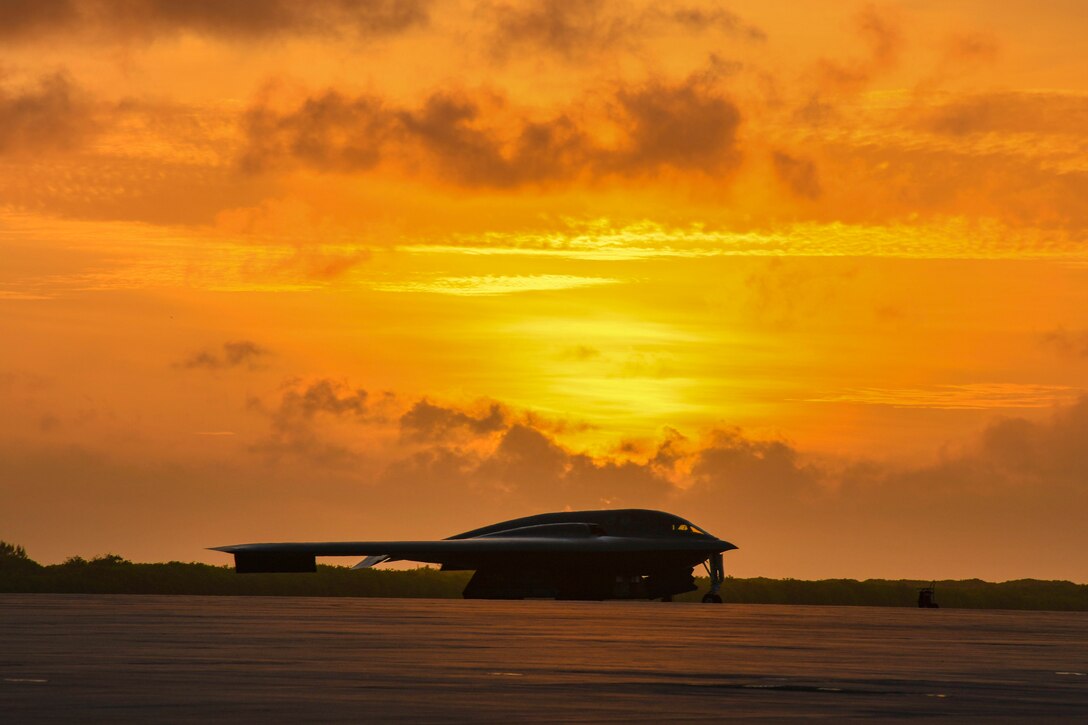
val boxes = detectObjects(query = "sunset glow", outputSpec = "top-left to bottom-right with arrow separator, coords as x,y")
2,0 -> 1086,581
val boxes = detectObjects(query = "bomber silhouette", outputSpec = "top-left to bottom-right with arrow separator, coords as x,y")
214,509 -> 737,602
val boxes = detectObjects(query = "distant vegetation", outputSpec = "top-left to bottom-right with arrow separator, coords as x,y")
2,542 -> 1085,610
690,576 -> 1088,611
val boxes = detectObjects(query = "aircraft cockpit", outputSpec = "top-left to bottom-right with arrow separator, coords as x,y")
671,522 -> 709,536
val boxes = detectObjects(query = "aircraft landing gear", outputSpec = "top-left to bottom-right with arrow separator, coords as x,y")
701,552 -> 725,604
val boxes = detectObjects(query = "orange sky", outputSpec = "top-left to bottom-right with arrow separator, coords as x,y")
2,0 -> 1087,581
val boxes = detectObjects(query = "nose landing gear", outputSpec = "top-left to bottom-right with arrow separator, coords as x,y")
701,552 -> 725,603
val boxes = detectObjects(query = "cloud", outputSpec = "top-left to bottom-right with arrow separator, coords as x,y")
919,92 -> 1088,137
400,400 -> 507,441
1042,328 -> 1088,358
813,3 -> 903,95
828,399 -> 1088,553
0,72 -> 95,156
771,151 -> 821,200
240,74 -> 743,187
379,421 -> 676,516
676,399 -> 1088,576
0,0 -> 431,42
211,199 -> 373,279
240,91 -> 392,174
248,378 -> 372,467
475,423 -> 675,509
974,401 -> 1088,484
803,384 -> 1083,410
0,91 -> 274,224
240,88 -> 592,186
401,93 -> 591,187
485,1 -> 764,61
372,274 -> 620,296
487,0 -> 626,61
686,428 -> 824,515
667,4 -> 765,41
855,3 -> 901,68
406,217 -> 1088,261
177,341 -> 270,370
0,153 -> 271,226
610,77 -> 741,175
268,378 -> 369,424
820,139 -> 1088,231
767,88 -> 1088,234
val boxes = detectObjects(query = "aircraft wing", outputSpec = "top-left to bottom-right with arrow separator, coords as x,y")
211,534 -> 737,573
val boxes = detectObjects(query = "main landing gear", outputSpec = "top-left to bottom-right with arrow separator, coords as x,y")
701,552 -> 724,604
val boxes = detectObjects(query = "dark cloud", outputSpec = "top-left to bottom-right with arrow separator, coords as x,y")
771,151 -> 821,200
270,378 -> 369,423
396,93 -> 590,187
381,422 -> 675,515
248,378 -> 371,467
0,72 -> 95,156
241,91 -> 393,174
667,4 -> 765,41
478,424 -> 673,509
486,1 -> 764,61
240,76 -> 743,186
241,89 -> 591,186
487,0 -> 625,60
178,341 -> 270,370
400,400 -> 507,441
1042,328 -> 1088,359
0,0 -> 430,42
610,78 -> 741,175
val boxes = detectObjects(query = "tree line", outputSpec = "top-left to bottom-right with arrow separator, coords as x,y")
2,542 -> 1085,610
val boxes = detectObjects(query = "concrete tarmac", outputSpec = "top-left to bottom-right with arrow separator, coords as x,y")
2,594 -> 1086,722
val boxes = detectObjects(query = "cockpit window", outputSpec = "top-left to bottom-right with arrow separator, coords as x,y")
671,523 -> 706,535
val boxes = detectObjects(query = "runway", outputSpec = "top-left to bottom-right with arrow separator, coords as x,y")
2,594 -> 1086,722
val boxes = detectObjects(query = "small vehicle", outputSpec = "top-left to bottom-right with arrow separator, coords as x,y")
917,582 -> 940,608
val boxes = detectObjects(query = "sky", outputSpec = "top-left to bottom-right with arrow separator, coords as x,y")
1,0 -> 1086,581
